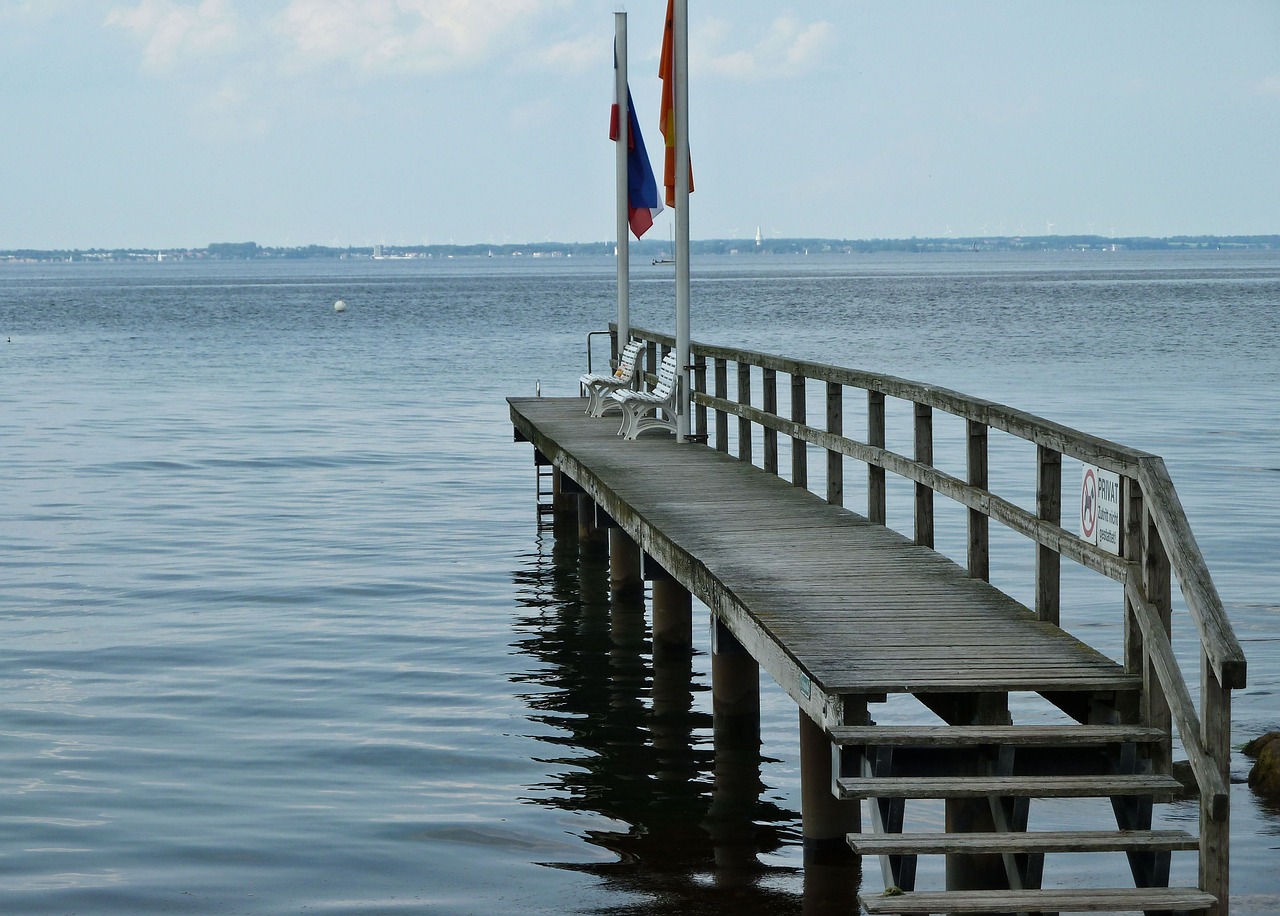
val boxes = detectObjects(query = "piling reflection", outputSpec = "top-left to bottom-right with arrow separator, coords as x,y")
511,521 -> 852,914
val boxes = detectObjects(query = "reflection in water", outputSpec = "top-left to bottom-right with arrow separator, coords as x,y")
511,522 -> 854,913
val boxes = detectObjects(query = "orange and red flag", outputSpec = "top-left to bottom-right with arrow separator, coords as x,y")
658,0 -> 692,208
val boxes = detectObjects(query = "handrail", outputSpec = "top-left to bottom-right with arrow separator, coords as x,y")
613,321 -> 1244,910
1138,457 -> 1247,689
628,326 -> 1151,476
625,322 -> 1245,691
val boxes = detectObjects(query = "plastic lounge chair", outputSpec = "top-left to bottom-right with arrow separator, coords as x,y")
610,351 -> 679,439
579,339 -> 645,417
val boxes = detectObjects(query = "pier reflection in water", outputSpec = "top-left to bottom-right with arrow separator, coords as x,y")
511,509 -> 858,914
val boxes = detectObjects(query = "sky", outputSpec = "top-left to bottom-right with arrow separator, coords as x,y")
2,1 -> 1278,249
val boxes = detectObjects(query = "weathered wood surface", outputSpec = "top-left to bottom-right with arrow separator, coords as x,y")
858,887 -> 1216,915
848,829 -> 1198,855
836,773 -> 1183,800
829,724 -> 1167,747
510,397 -> 1139,706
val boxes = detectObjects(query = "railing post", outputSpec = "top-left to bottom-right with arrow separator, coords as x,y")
645,339 -> 659,386
966,419 -> 989,580
763,368 -> 778,475
826,381 -> 843,506
867,391 -> 886,525
1122,478 -> 1146,728
1035,445 -> 1061,624
914,402 -> 933,548
714,358 -> 728,453
791,374 -> 808,489
737,361 -> 753,464
1142,500 -> 1174,776
1201,656 -> 1231,916
693,354 -> 708,441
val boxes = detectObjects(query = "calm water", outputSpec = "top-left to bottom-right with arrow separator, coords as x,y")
2,251 -> 1277,913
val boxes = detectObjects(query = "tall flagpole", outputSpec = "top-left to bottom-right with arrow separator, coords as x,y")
674,0 -> 690,442
614,12 -> 630,350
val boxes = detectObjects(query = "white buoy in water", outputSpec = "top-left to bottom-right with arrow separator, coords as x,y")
334,299 -> 347,312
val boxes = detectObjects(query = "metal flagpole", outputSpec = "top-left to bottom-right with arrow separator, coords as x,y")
674,0 -> 690,442
614,12 -> 630,351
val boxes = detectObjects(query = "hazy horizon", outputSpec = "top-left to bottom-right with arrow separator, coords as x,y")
4,2 -> 1278,249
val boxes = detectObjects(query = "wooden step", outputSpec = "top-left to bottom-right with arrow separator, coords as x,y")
859,886 -> 1215,914
848,828 -> 1198,856
837,773 -> 1182,800
829,723 -> 1167,748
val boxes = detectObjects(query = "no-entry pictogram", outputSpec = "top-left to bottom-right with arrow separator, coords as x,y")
1080,464 -> 1122,554
1080,466 -> 1098,542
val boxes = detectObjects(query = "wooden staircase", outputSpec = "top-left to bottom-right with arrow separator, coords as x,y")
832,721 -> 1215,915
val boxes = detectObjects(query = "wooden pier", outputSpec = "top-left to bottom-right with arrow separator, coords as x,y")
510,327 -> 1246,915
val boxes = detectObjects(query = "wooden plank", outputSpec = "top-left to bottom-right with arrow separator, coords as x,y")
848,829 -> 1198,855
859,887 -> 1216,914
1126,576 -> 1229,818
1139,457 -> 1246,689
836,774 -> 1182,799
829,724 -> 1168,747
509,398 -> 1139,699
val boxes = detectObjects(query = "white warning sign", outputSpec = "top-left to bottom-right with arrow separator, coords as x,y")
1080,465 -> 1122,555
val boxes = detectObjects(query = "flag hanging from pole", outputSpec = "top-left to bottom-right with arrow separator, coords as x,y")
610,76 -> 663,238
658,0 -> 692,208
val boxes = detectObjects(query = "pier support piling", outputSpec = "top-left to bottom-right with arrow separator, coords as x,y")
799,710 -> 860,864
647,555 -> 693,651
608,527 -> 642,597
551,469 -> 579,538
707,619 -> 762,873
576,494 -> 607,553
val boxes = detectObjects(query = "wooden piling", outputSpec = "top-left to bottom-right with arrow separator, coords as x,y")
608,527 -> 642,596
799,710 -> 859,861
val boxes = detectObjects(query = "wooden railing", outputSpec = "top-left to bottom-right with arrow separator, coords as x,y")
617,325 -> 1246,906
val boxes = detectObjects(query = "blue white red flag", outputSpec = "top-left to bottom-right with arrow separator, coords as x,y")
610,80 -> 663,238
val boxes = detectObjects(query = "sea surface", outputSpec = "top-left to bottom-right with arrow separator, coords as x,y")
2,251 -> 1277,914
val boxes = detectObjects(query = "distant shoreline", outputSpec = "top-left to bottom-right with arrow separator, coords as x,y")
2,234 -> 1277,264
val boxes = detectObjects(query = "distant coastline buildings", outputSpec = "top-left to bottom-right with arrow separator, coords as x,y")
2,234 -> 1278,264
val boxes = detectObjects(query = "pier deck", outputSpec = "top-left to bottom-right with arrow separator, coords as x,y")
510,396 -> 1136,719
510,329 -> 1242,915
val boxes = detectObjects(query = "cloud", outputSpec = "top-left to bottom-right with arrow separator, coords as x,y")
535,33 -> 604,74
0,0 -> 76,21
1258,75 -> 1280,98
105,0 -> 242,72
697,15 -> 834,80
272,0 -> 563,74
